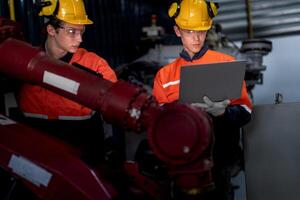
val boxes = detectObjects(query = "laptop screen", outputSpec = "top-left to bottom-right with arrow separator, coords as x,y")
179,60 -> 246,103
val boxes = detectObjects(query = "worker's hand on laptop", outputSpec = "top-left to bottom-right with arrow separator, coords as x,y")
191,96 -> 230,117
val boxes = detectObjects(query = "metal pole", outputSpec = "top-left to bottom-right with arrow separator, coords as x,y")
245,0 -> 253,39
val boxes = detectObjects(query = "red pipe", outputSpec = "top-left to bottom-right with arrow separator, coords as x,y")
0,38 -> 157,130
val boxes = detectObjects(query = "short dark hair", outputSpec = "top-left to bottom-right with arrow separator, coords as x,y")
45,16 -> 63,29
40,16 -> 64,47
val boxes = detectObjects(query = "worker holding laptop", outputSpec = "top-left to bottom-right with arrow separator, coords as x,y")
152,0 -> 253,199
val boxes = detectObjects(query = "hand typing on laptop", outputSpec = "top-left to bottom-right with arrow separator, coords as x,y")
191,96 -> 230,117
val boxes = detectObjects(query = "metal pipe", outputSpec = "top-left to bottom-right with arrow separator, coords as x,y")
245,0 -> 254,39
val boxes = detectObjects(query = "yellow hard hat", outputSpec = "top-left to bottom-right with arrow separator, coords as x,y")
39,0 -> 93,25
168,0 -> 218,31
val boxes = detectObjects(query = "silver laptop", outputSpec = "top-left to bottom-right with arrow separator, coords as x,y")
179,60 -> 246,103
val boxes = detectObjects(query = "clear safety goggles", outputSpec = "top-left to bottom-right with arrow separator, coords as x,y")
179,28 -> 206,36
59,26 -> 85,38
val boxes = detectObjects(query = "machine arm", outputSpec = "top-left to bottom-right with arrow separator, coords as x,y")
0,38 -> 214,196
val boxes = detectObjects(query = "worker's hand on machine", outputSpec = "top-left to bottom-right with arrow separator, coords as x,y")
191,96 -> 230,117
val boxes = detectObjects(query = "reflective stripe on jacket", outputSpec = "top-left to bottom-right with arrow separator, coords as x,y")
152,49 -> 253,112
18,48 -> 117,120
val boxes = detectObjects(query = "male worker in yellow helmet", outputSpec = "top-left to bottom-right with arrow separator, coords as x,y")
153,0 -> 252,199
17,0 -> 117,164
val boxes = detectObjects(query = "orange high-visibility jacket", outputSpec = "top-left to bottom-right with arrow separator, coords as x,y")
18,48 -> 117,120
153,49 -> 252,113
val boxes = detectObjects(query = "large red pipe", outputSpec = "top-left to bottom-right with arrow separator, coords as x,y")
0,38 -> 155,130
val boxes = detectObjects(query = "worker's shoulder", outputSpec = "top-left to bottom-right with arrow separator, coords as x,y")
158,57 -> 182,73
205,49 -> 235,61
75,48 -> 107,63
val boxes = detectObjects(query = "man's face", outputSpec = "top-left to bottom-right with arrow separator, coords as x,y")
174,26 -> 207,58
49,22 -> 85,53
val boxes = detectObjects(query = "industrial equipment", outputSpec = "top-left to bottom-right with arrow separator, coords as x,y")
205,24 -> 273,98
0,36 -> 215,199
0,17 -> 23,43
125,23 -> 272,100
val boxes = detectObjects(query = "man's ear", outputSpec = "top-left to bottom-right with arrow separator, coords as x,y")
174,26 -> 181,37
47,24 -> 57,36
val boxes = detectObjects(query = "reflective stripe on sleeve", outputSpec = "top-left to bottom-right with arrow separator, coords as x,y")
23,111 -> 95,120
241,104 -> 252,114
162,80 -> 180,88
58,114 -> 93,120
23,112 -> 49,119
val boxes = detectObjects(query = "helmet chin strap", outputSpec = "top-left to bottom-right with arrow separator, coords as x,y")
37,0 -> 58,17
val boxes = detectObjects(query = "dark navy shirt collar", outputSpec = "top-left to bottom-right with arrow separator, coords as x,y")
60,52 -> 73,63
179,43 -> 209,62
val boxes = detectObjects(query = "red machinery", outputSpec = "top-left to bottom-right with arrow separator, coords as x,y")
0,37 -> 214,199
0,17 -> 24,43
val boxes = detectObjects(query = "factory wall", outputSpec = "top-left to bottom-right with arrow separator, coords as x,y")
251,35 -> 300,105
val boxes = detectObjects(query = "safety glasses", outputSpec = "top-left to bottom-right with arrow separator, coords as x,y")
59,26 -> 85,38
179,28 -> 206,37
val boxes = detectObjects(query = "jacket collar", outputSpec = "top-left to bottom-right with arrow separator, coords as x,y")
60,52 -> 74,63
180,43 -> 209,62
